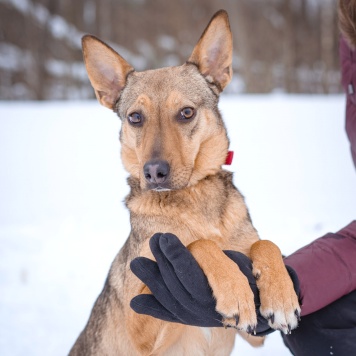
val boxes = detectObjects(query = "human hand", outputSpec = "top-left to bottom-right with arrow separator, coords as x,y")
130,233 -> 300,336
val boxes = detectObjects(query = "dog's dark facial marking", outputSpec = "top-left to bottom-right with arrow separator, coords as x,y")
188,120 -> 200,139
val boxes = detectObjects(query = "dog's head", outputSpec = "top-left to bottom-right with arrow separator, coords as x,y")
82,10 -> 232,191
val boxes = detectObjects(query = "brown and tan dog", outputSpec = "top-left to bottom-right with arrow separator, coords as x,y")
69,10 -> 300,355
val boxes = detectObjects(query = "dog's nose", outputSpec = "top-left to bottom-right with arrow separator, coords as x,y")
143,160 -> 170,184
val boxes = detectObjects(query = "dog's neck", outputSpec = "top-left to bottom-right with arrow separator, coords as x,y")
125,170 -> 233,217
124,168 -> 253,254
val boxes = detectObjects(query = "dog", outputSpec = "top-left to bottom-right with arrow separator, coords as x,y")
69,10 -> 300,355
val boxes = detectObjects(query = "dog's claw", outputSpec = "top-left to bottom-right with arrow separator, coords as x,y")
222,315 -> 238,329
246,324 -> 257,335
295,309 -> 301,321
267,313 -> 275,324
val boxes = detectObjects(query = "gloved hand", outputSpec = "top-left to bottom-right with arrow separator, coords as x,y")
130,233 -> 300,336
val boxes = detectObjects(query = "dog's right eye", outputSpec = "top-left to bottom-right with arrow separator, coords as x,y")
178,107 -> 196,122
128,112 -> 143,125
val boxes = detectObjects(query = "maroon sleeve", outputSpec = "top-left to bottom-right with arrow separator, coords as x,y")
284,221 -> 356,316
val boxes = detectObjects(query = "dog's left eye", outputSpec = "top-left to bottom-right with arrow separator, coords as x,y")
128,112 -> 142,125
179,107 -> 195,121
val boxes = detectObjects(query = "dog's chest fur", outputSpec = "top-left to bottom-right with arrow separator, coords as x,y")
98,170 -> 259,355
125,170 -> 258,261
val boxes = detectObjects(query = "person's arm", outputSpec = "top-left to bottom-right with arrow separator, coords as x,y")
284,221 -> 356,316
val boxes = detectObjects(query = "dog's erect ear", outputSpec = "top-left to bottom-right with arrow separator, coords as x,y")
188,10 -> 233,91
82,35 -> 134,109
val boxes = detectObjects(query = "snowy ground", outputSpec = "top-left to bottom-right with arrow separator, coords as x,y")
0,95 -> 355,356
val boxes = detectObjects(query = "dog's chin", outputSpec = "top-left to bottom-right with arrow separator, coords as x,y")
144,182 -> 172,192
145,181 -> 188,192
153,187 -> 172,192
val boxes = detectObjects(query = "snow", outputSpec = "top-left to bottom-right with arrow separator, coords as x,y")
0,95 -> 355,356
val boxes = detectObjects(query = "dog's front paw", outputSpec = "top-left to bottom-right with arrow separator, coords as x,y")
188,240 -> 258,333
214,270 -> 257,333
253,265 -> 301,334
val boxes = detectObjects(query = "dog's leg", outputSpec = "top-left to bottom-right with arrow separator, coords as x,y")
250,240 -> 301,334
127,284 -> 185,355
70,271 -> 184,355
188,240 -> 257,332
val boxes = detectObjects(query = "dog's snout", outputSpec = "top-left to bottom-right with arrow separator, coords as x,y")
143,160 -> 170,184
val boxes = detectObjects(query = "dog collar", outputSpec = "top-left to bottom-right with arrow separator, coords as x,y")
224,151 -> 234,165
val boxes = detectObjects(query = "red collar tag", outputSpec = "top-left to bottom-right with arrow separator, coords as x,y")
224,151 -> 234,165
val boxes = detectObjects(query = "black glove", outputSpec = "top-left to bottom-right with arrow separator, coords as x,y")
130,233 -> 300,336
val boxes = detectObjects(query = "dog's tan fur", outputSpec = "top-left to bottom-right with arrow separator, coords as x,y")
70,10 -> 300,355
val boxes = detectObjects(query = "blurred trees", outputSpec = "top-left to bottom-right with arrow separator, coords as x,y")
0,0 -> 340,100
233,0 -> 339,93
